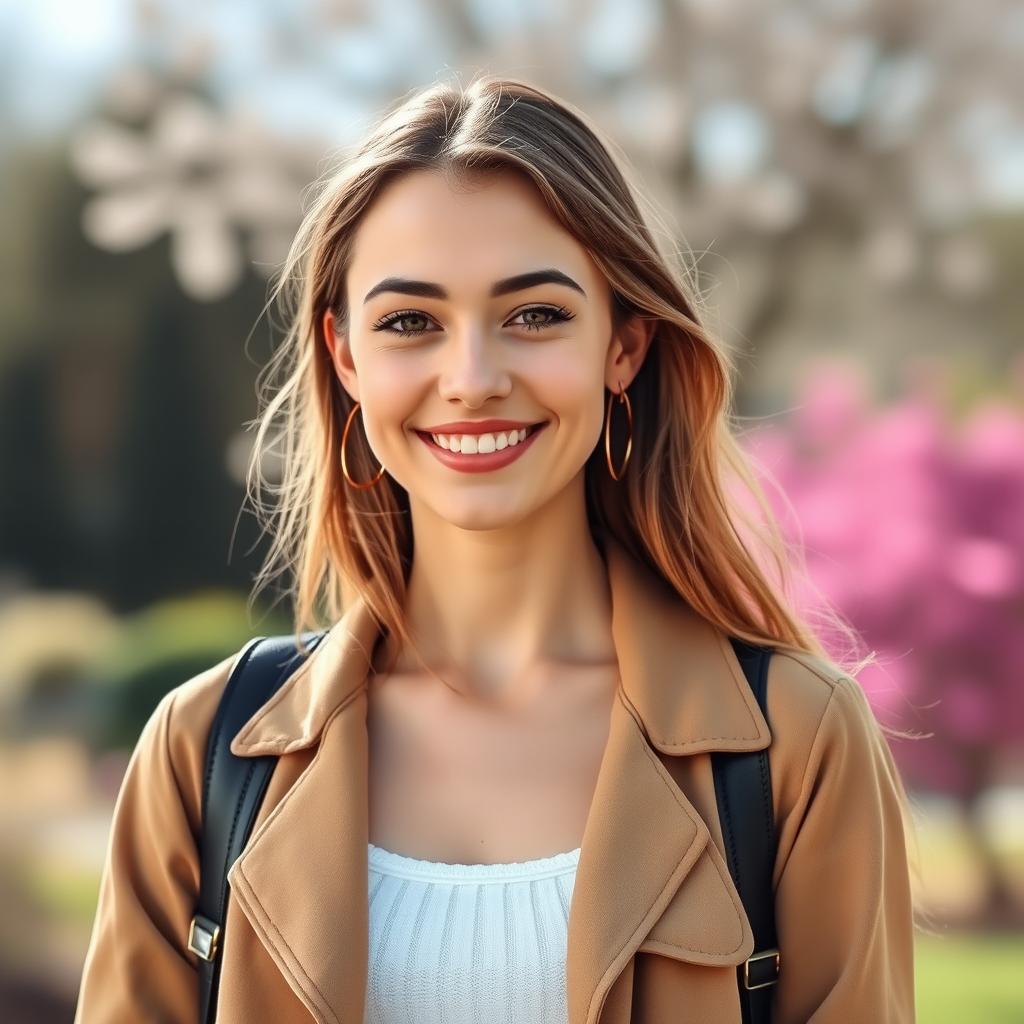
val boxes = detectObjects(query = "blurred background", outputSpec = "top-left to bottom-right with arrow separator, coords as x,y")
1,0 -> 1021,1020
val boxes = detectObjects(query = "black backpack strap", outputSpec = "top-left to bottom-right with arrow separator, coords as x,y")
711,638 -> 780,1024
188,630 -> 328,1024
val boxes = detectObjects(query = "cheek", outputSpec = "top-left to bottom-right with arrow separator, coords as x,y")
352,358 -> 423,445
529,351 -> 605,427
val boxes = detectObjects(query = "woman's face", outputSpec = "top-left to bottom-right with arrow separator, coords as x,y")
324,166 -> 644,532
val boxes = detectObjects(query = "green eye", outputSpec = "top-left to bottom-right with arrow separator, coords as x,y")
512,305 -> 576,332
370,310 -> 436,337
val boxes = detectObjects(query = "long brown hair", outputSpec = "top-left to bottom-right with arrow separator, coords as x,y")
243,72 -> 927,922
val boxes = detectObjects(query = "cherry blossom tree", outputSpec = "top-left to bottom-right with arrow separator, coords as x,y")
65,0 -> 1017,310
744,357 -> 1024,916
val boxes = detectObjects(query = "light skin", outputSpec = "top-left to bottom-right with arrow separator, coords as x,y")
322,166 -> 654,714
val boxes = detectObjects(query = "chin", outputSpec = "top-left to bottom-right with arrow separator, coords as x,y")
431,500 -> 535,533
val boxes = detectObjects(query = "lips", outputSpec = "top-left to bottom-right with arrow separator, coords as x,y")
415,421 -> 549,473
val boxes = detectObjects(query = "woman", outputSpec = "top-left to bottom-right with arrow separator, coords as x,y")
75,75 -> 918,1023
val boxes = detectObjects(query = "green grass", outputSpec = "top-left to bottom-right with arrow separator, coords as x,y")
916,932 -> 1024,1022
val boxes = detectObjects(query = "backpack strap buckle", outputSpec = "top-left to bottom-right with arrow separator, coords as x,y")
188,913 -> 221,962
743,947 -> 780,990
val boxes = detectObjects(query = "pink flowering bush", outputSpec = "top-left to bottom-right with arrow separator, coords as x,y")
743,360 -> 1024,803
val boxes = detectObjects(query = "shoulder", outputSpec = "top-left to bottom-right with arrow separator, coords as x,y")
129,645 -> 248,835
765,645 -> 879,747
761,647 -> 893,815
163,645 -> 247,747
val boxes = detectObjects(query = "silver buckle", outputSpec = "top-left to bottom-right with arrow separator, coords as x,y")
188,914 -> 221,962
743,948 -> 780,990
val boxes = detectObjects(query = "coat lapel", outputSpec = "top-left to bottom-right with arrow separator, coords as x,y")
224,536 -> 772,1024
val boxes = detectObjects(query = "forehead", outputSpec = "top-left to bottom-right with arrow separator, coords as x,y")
348,167 -> 600,296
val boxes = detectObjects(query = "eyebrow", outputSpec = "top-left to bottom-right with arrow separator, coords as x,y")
362,268 -> 587,305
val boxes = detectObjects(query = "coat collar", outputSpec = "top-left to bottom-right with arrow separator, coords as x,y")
225,536 -> 771,1024
229,535 -> 772,759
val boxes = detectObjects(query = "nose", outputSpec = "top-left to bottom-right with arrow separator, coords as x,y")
435,326 -> 512,407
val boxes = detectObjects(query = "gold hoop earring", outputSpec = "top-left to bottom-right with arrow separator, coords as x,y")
341,401 -> 385,489
604,379 -> 633,481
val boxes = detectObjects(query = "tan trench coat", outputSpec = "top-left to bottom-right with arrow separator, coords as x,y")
74,537 -> 916,1023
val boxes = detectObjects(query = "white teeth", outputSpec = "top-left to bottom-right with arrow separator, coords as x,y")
429,426 -> 532,454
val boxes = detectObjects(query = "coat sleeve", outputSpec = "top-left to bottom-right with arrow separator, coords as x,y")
772,674 -> 917,1023
74,684 -> 202,1023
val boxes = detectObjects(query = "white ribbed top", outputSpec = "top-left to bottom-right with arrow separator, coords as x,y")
363,841 -> 581,1024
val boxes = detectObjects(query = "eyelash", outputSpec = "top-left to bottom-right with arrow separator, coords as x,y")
371,304 -> 576,338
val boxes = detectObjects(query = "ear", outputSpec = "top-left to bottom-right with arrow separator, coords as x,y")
322,309 -> 359,403
606,313 -> 656,394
